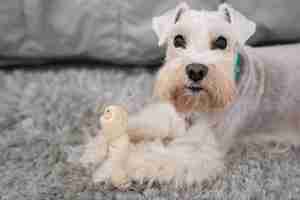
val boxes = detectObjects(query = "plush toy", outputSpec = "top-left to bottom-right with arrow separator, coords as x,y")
100,105 -> 130,188
82,103 -> 223,187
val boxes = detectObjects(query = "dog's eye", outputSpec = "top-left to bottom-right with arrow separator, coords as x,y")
173,34 -> 186,49
212,36 -> 227,50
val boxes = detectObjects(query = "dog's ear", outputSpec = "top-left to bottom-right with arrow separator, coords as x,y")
152,2 -> 190,46
218,3 -> 256,44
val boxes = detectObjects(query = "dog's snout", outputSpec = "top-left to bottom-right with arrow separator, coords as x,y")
186,63 -> 208,82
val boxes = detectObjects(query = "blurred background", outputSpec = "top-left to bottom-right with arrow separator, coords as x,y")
0,0 -> 300,67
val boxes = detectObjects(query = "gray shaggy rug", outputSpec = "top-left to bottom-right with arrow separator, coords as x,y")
1,66 -> 300,200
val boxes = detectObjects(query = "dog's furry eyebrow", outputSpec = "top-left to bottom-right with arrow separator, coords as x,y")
175,8 -> 185,23
223,8 -> 231,23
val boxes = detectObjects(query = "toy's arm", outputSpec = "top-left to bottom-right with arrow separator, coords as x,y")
127,103 -> 186,143
80,134 -> 108,167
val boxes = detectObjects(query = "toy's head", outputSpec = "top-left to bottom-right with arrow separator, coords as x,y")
101,105 -> 128,136
152,2 -> 256,113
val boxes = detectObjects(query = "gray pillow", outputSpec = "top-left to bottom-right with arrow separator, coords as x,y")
0,0 -> 299,65
0,0 -> 218,65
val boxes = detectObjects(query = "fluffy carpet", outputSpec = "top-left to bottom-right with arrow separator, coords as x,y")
1,66 -> 300,200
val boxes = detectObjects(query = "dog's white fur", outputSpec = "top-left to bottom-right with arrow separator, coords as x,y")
80,3 -> 259,186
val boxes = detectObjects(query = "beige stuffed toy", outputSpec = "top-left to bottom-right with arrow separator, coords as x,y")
100,105 -> 130,188
81,103 -> 223,187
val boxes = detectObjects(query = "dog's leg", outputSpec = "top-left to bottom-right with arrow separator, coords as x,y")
126,121 -> 224,185
127,103 -> 186,143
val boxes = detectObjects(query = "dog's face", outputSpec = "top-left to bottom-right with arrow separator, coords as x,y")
152,3 -> 256,113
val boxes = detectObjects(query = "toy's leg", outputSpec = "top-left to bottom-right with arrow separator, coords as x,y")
80,134 -> 108,167
93,159 -> 112,183
92,135 -> 130,187
93,157 -> 130,188
127,103 -> 186,143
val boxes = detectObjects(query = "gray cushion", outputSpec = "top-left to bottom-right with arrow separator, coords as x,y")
0,0 -> 218,65
0,0 -> 299,65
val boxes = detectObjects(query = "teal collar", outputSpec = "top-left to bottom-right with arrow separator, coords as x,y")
234,53 -> 242,82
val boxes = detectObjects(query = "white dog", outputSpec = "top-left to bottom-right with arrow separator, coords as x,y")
80,2 -> 300,187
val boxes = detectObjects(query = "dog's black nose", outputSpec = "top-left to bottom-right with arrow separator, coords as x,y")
185,63 -> 208,82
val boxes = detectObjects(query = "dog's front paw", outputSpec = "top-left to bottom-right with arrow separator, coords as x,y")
128,103 -> 186,142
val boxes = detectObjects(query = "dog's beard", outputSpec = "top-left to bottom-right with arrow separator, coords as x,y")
154,62 -> 236,114
173,85 -> 209,113
172,73 -> 236,113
